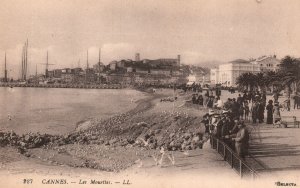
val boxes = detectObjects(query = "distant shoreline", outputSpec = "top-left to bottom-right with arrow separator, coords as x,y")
0,83 -> 124,89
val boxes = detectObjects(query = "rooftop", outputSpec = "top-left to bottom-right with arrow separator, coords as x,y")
229,59 -> 249,64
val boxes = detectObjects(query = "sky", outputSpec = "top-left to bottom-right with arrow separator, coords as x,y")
0,0 -> 300,78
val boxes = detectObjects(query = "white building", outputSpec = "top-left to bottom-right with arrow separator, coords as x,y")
211,56 -> 280,87
210,68 -> 219,86
211,59 -> 260,87
250,55 -> 280,72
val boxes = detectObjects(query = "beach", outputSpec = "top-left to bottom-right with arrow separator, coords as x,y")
0,88 -> 244,188
1,88 -> 299,188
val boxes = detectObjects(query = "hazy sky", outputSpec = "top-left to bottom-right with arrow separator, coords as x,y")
0,0 -> 300,78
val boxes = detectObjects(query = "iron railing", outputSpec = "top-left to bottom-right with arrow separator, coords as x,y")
210,135 -> 259,179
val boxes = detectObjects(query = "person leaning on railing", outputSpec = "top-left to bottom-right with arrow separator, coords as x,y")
220,111 -> 231,146
225,120 -> 249,159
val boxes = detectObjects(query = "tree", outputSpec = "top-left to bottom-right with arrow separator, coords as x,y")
262,71 -> 279,93
256,72 -> 266,92
236,72 -> 258,92
278,56 -> 300,97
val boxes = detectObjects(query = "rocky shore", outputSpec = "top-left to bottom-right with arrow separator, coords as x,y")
0,89 -> 207,172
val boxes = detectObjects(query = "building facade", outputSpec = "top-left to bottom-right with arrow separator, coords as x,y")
250,55 -> 280,72
211,59 -> 261,87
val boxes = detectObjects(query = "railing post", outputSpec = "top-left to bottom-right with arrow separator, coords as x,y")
210,135 -> 258,179
239,160 -> 243,178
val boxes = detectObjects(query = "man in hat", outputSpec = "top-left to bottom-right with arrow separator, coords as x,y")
201,113 -> 210,134
208,110 -> 220,135
220,111 -> 231,145
224,98 -> 232,111
227,117 -> 239,150
208,110 -> 216,134
213,113 -> 222,138
227,120 -> 249,159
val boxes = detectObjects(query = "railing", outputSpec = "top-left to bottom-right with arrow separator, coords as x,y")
210,135 -> 259,179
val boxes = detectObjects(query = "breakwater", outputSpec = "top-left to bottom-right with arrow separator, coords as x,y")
0,83 -> 124,89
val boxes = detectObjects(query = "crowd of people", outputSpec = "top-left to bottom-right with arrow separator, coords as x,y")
189,85 -> 300,158
201,109 -> 250,159
197,90 -> 275,159
191,88 -> 222,108
192,89 -> 293,124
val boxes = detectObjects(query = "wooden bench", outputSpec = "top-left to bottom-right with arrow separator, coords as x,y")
281,116 -> 300,128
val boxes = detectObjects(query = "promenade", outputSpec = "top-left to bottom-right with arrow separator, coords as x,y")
246,108 -> 300,179
215,90 -> 300,180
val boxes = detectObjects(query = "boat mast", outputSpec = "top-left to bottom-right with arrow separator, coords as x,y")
98,48 -> 101,82
4,52 -> 7,82
99,48 -> 101,67
85,50 -> 88,83
24,39 -> 28,80
21,45 -> 24,80
87,50 -> 89,69
46,50 -> 49,78
21,39 -> 28,81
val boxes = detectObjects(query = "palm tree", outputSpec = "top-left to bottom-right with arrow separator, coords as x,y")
236,72 -> 257,92
256,72 -> 266,92
278,56 -> 300,97
263,71 -> 279,93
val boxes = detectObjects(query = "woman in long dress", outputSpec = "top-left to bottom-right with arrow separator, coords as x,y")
266,100 -> 273,124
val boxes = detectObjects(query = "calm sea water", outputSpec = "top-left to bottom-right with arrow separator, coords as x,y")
0,87 -> 145,135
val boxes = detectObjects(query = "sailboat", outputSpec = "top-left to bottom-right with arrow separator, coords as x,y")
20,39 -> 28,82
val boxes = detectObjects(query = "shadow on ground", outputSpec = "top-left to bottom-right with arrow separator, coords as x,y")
247,142 -> 300,172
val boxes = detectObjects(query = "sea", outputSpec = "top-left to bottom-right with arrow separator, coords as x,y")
0,87 -> 145,135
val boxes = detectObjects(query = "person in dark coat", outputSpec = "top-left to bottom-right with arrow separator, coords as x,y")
258,101 -> 265,123
231,98 -> 240,120
215,88 -> 221,98
207,96 -> 214,108
202,113 -> 210,133
266,100 -> 274,124
197,94 -> 204,106
238,102 -> 244,120
220,112 -> 231,146
192,94 -> 197,104
252,101 -> 259,123
293,95 -> 299,109
237,94 -> 243,104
